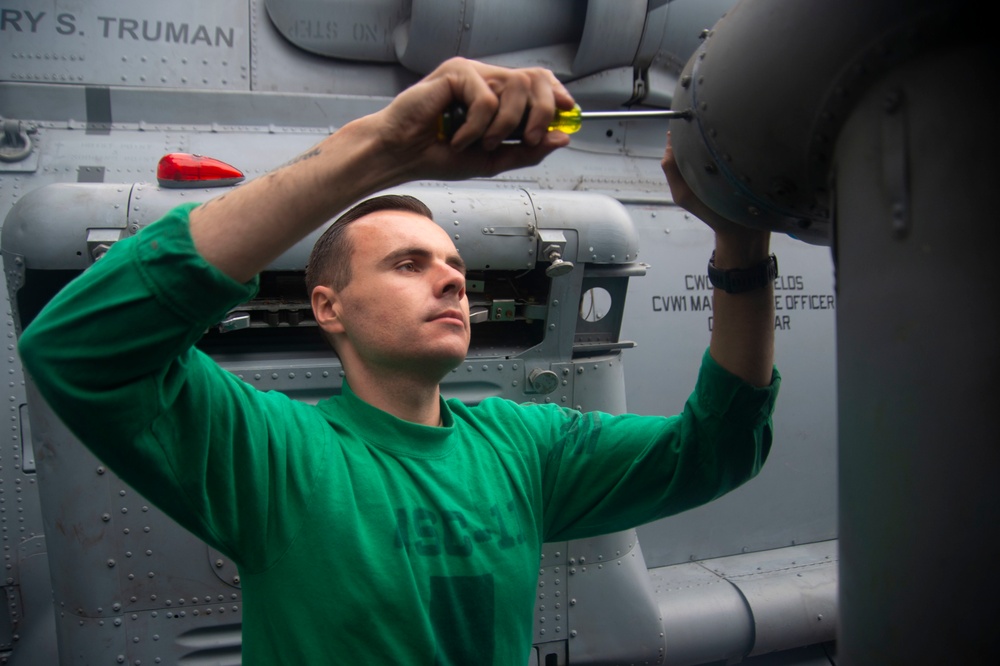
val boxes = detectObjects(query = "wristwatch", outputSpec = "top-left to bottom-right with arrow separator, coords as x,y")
707,251 -> 778,294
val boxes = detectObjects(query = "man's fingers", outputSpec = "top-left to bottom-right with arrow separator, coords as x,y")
479,131 -> 570,175
519,71 -> 558,146
482,73 -> 530,150
661,134 -> 690,202
384,57 -> 573,181
436,59 -> 572,151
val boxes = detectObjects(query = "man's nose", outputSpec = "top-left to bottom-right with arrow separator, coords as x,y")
436,263 -> 466,298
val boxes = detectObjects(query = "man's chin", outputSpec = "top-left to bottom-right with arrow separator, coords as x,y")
398,347 -> 468,382
430,351 -> 467,378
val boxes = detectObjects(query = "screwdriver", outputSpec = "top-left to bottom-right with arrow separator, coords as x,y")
438,103 -> 692,141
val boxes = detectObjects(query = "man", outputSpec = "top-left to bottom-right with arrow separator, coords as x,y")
18,58 -> 778,664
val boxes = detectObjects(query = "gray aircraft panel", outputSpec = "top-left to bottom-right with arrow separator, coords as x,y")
0,0 -> 863,664
1,0 -> 251,91
650,540 -> 837,665
252,0 -> 420,96
624,209 -> 838,566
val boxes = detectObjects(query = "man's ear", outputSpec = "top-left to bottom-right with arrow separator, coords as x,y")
311,285 -> 345,335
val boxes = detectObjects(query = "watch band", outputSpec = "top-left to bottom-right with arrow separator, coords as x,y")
707,251 -> 778,294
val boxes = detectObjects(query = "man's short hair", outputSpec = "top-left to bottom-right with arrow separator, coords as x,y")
305,194 -> 434,294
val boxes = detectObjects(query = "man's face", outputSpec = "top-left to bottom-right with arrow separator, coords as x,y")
324,210 -> 471,380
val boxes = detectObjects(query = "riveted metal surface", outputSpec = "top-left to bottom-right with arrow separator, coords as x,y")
51,612 -> 126,665
702,542 -> 837,656
649,561 -> 752,666
667,0 -> 957,245
558,354 -> 628,415
650,541 -> 838,665
411,187 -> 541,272
224,357 -> 560,407
444,361 -> 528,404
22,382 -> 119,616
526,190 -> 639,265
129,614 -> 242,666
1,183 -> 130,271
19,377 -> 245,665
11,535 -> 57,664
116,485 -> 245,612
568,529 -> 638,570
566,538 -> 666,665
0,0 -> 251,91
534,559 -> 567,643
535,542 -> 569,645
0,166 -> 48,660
206,547 -> 241,589
540,541 -> 568,567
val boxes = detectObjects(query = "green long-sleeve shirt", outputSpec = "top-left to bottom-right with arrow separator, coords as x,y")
18,204 -> 779,665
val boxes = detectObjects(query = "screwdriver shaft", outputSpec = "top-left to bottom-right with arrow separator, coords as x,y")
579,109 -> 692,121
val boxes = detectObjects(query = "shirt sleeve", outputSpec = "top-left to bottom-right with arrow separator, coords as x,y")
17,205 -> 326,571
531,350 -> 780,542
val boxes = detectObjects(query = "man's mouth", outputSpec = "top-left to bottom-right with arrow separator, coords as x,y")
432,309 -> 467,325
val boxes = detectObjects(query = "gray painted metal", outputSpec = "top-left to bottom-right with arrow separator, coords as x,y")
665,0 -> 995,663
833,37 -> 997,666
0,0 -> 847,664
567,536 -> 665,664
652,560 -> 753,665
1,0 -> 251,91
668,0 -> 953,245
652,541 -> 837,666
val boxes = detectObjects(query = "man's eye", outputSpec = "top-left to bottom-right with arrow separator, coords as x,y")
397,262 -> 418,272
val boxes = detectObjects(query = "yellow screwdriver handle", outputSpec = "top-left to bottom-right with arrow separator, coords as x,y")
438,104 -> 583,141
547,105 -> 583,134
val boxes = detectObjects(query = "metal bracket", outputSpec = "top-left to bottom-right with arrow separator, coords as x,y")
537,230 -> 575,278
482,225 -> 535,237
86,229 -> 123,262
470,299 -> 518,324
218,312 -> 251,333
882,88 -> 910,238
489,299 -> 516,321
625,66 -> 650,107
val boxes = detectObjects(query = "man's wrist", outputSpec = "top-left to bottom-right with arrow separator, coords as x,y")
712,230 -> 771,269
708,230 -> 776,294
708,251 -> 778,294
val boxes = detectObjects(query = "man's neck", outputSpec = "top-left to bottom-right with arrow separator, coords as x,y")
345,366 -> 444,426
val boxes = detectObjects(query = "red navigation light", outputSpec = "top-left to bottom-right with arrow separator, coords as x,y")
157,153 -> 245,188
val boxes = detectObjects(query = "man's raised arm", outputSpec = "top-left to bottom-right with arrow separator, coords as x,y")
190,58 -> 575,283
15,57 -> 575,454
661,135 -> 776,387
